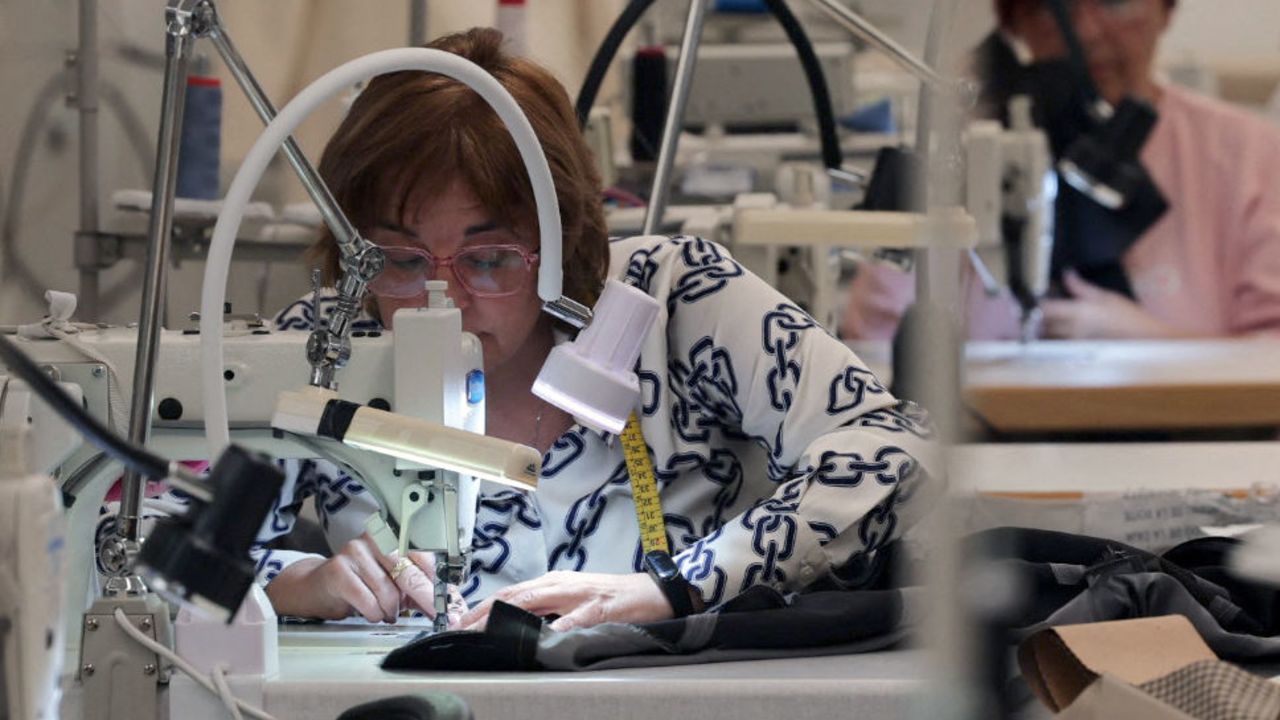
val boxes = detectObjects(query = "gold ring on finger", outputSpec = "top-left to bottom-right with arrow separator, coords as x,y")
389,556 -> 414,581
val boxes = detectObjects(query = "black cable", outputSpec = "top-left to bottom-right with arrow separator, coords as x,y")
576,0 -> 657,129
1042,0 -> 1105,111
575,0 -> 843,171
761,0 -> 842,171
0,333 -> 169,480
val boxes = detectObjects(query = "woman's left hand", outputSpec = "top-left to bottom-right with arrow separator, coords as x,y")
459,571 -> 673,632
1041,270 -> 1189,339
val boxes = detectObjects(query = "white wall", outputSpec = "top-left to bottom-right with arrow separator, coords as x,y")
1162,0 -> 1280,59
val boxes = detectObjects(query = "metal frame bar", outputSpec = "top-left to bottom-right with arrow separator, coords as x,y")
115,0 -> 383,549
641,0 -> 709,236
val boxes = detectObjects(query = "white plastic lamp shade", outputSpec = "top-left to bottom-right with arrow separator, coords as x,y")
533,279 -> 660,434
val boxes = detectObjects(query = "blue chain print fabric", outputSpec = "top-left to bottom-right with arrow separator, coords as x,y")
261,235 -> 938,609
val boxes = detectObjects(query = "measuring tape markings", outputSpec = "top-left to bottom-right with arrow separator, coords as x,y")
620,411 -> 670,555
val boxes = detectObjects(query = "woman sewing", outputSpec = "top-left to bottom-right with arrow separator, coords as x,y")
261,27 -> 937,631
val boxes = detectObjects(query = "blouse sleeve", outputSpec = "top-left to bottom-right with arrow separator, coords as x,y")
627,237 -> 941,607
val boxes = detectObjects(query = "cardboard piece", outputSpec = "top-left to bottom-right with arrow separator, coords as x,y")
1018,615 -> 1217,713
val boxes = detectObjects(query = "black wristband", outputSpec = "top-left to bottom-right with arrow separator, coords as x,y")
643,550 -> 697,618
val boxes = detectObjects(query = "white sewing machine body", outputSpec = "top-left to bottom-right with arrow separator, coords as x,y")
0,299 -> 485,709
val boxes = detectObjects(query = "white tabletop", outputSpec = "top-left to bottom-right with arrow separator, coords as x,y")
262,630 -> 930,720
953,441 -> 1280,494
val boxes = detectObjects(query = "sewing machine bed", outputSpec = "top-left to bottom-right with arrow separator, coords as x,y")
264,631 -> 933,720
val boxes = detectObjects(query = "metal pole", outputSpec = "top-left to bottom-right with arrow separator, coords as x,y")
203,15 -> 364,256
805,0 -> 947,90
641,0 -> 709,236
116,8 -> 194,545
197,2 -> 383,389
76,0 -> 101,319
409,0 -> 427,47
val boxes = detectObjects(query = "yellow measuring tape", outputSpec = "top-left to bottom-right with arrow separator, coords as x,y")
620,411 -> 669,555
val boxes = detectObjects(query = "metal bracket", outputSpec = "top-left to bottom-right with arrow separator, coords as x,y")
64,50 -> 80,105
79,594 -> 173,720
542,296 -> 594,330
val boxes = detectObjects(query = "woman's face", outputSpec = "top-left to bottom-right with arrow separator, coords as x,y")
1008,0 -> 1172,104
367,181 -> 546,375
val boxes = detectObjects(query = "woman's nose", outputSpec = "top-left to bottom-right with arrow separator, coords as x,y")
431,264 -> 471,309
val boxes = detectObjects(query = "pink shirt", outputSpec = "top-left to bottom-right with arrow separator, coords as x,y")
842,85 -> 1280,339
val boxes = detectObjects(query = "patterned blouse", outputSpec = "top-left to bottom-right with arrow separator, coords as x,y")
261,235 -> 938,607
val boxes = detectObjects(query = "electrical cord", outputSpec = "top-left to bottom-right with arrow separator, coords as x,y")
574,0 -> 844,171
112,608 -> 276,720
0,332 -> 166,479
211,663 -> 247,720
760,0 -> 842,172
575,0 -> 656,130
1042,0 -> 1106,113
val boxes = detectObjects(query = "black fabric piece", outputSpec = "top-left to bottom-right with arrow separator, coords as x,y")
857,146 -> 921,213
317,398 -> 360,442
1163,536 -> 1280,636
969,528 -> 1251,629
334,694 -> 473,720
381,586 -> 908,672
381,601 -> 542,672
378,528 -> 1280,672
1054,185 -> 1138,298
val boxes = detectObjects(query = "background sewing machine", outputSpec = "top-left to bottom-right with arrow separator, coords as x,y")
600,107 -> 1051,338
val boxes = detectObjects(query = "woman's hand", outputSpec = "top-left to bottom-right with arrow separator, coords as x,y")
265,533 -> 445,623
1041,270 -> 1190,339
459,571 -> 673,632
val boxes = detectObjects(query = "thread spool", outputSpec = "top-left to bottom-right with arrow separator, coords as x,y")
176,55 -> 222,200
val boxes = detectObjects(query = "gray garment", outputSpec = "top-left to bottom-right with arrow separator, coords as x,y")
533,587 -> 926,671
535,623 -> 911,671
1025,571 -> 1280,659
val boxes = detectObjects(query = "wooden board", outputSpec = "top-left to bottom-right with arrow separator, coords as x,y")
849,339 -> 1280,432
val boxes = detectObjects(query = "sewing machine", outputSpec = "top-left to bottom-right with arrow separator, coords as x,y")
0,284 -> 537,716
603,104 -> 1053,337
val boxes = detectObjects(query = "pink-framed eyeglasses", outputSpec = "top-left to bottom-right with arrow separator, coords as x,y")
369,244 -> 540,299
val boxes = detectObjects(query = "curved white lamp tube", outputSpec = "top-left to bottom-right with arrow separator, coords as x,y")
200,48 -> 564,456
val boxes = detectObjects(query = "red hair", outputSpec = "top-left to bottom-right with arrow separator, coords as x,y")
308,28 -> 609,315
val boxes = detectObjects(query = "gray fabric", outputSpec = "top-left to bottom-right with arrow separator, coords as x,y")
536,621 -> 672,670
675,612 -> 717,652
1206,595 -> 1242,630
1049,563 -> 1086,586
533,588 -> 921,671
539,628 -> 911,671
1024,572 -> 1280,659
